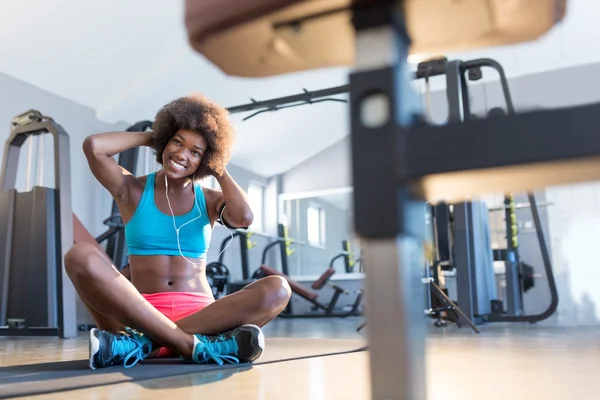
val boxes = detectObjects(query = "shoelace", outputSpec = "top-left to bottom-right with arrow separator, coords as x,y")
112,328 -> 151,368
194,334 -> 240,365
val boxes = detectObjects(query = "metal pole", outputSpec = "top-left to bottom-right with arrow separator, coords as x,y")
227,85 -> 349,114
350,2 -> 427,399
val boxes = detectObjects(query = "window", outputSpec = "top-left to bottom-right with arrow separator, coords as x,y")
307,204 -> 325,246
247,183 -> 264,232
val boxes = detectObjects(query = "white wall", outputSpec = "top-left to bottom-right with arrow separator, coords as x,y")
545,183 -> 600,325
282,138 -> 351,194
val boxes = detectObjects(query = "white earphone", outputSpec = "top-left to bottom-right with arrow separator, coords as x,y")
163,171 -> 233,265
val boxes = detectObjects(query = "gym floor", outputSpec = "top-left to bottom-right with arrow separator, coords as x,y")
1,317 -> 599,399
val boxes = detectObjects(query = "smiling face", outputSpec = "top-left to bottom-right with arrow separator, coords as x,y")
162,129 -> 208,179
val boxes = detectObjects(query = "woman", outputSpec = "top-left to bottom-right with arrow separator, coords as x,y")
65,95 -> 291,369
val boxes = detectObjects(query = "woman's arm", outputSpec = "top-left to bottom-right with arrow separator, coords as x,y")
82,131 -> 153,201
213,168 -> 254,228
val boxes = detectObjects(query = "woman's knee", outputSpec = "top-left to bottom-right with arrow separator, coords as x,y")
255,276 -> 292,311
64,242 -> 107,279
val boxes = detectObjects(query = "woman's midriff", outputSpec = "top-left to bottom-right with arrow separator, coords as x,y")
128,255 -> 214,296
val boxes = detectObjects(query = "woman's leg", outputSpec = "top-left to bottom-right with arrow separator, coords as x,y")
175,277 -> 292,336
150,279 -> 292,359
70,249 -> 127,333
78,291 -> 126,333
64,242 -> 291,367
65,243 -> 194,356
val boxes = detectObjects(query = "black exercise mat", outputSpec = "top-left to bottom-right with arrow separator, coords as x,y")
0,338 -> 366,398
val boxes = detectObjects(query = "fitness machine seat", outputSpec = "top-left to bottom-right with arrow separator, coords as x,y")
311,267 -> 336,290
185,0 -> 566,78
258,265 -> 318,301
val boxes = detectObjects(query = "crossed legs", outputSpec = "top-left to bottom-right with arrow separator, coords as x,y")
65,242 -> 292,361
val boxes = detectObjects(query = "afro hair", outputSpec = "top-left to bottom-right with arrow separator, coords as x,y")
151,94 -> 235,179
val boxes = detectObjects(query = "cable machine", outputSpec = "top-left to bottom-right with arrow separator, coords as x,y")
0,110 -> 77,338
427,57 -> 558,326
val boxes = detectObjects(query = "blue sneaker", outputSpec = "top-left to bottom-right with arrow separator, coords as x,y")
89,327 -> 152,369
192,324 -> 265,365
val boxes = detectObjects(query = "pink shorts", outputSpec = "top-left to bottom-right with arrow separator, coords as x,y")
141,291 -> 215,321
141,291 -> 215,358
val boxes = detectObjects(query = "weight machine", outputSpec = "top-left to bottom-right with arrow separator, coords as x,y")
331,239 -> 362,274
419,57 -> 559,327
257,262 -> 364,318
253,244 -> 364,318
0,110 -> 76,338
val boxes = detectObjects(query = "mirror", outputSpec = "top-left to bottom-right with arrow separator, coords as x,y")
278,187 -> 361,278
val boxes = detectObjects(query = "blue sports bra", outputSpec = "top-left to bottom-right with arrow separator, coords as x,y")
124,171 -> 212,259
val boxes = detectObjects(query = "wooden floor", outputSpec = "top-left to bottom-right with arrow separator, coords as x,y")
2,317 -> 600,399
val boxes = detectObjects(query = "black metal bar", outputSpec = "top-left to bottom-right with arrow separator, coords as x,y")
342,240 -> 352,273
0,190 -> 15,326
477,60 -> 559,323
452,202 -> 480,325
462,58 -> 515,113
433,203 -> 452,265
329,253 -> 347,269
486,193 -> 560,323
326,290 -> 343,314
459,65 -> 472,121
408,103 -> 600,186
277,224 -> 290,276
350,2 -> 427,399
46,119 -> 75,339
225,60 -> 454,121
429,280 -> 480,333
416,57 -> 448,80
502,194 -> 523,315
445,60 -> 464,122
95,226 -> 120,244
260,241 -> 281,265
493,249 -> 508,261
238,231 -> 250,280
227,85 -> 349,115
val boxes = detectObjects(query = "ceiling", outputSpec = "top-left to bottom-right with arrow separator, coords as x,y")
1,0 -> 599,178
